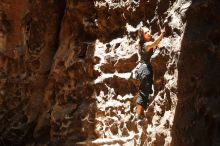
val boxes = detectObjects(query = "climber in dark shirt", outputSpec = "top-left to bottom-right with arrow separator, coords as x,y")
135,27 -> 165,119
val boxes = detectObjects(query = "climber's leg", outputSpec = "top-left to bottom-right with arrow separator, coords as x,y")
135,63 -> 153,119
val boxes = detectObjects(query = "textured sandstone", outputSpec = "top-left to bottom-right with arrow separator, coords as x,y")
0,0 -> 219,146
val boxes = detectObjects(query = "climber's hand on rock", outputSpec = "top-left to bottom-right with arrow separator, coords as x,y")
161,28 -> 165,35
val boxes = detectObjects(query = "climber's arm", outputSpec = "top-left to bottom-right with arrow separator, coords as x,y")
145,31 -> 164,52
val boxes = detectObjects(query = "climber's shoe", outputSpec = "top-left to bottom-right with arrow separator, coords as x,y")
135,114 -> 145,121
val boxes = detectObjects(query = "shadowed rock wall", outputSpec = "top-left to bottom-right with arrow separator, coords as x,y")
0,0 -> 67,145
172,0 -> 220,146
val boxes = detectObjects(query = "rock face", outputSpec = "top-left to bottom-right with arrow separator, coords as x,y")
172,0 -> 220,146
0,0 -> 219,146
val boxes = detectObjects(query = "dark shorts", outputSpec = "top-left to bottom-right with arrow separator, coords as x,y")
135,63 -> 153,109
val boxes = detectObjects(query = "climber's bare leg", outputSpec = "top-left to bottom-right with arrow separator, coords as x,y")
136,104 -> 144,119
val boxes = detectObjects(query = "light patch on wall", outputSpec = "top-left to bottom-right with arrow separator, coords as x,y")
0,31 -> 6,50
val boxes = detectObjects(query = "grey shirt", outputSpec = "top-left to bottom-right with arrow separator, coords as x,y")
139,42 -> 154,64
